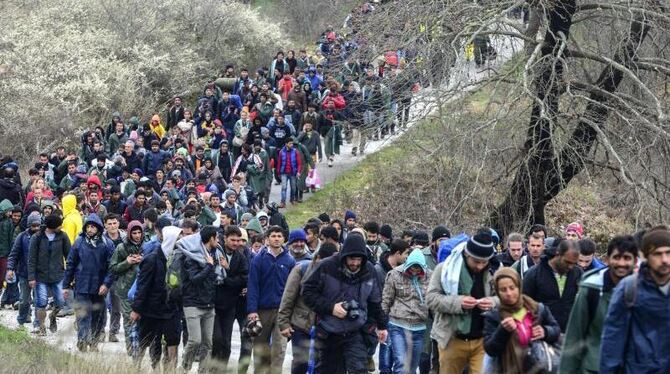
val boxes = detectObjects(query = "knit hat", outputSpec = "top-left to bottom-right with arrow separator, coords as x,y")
224,189 -> 237,200
318,212 -> 331,223
27,212 -> 42,226
288,229 -> 307,245
640,227 -> 670,257
132,168 -> 143,177
465,229 -> 496,260
44,215 -> 62,230
431,225 -> 451,242
344,210 -> 357,221
245,218 -> 263,234
565,222 -> 584,239
241,213 -> 254,222
320,226 -> 339,241
380,224 -> 393,240
412,231 -> 430,246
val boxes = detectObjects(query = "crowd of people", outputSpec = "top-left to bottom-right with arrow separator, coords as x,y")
0,3 -> 669,374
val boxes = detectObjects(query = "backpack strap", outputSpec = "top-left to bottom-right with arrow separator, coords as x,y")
623,273 -> 639,309
299,260 -> 310,277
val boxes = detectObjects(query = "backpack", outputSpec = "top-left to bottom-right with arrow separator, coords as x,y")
437,233 -> 469,263
165,246 -> 185,302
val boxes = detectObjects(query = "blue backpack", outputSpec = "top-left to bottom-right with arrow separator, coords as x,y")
437,233 -> 470,263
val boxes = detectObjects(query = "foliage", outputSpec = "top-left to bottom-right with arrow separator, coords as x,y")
0,0 -> 287,163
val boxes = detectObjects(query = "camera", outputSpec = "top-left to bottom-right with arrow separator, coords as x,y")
341,300 -> 361,320
244,319 -> 263,338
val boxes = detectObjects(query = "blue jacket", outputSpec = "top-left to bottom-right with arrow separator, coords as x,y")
600,263 -> 670,373
584,257 -> 606,272
143,149 -> 169,176
7,229 -> 34,278
246,247 -> 295,313
63,215 -> 115,294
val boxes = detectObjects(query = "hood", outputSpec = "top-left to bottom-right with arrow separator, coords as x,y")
0,199 -> 13,214
112,111 -> 122,120
127,220 -> 144,236
340,234 -> 368,267
245,218 -> 263,234
129,116 -> 140,126
62,195 -> 78,217
162,226 -> 182,259
83,214 -> 104,234
256,210 -> 269,220
402,248 -> 427,273
151,114 -> 161,123
87,175 -> 102,188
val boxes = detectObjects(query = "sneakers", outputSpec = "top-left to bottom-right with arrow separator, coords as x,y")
57,308 -> 74,318
109,334 -> 119,343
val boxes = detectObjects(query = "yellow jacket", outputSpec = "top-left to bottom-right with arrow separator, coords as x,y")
61,194 -> 82,245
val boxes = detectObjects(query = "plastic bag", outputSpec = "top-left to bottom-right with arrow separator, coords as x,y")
306,167 -> 322,189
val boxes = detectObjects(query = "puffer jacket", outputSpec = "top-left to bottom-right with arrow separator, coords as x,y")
28,229 -> 71,283
277,260 -> 316,334
63,214 -> 115,294
108,221 -> 144,297
382,249 -> 432,328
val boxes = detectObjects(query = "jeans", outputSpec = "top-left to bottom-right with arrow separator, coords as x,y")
182,306 -> 215,371
389,324 -> 424,374
280,174 -> 297,203
74,293 -> 107,344
290,328 -> 311,374
17,277 -> 32,324
35,281 -> 64,309
379,333 -> 393,374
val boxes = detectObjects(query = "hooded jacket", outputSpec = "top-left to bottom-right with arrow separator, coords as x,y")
63,214 -> 115,294
560,267 -> 616,374
0,199 -> 14,257
61,194 -> 83,245
108,220 -> 144,297
132,226 -> 181,319
382,249 -> 432,329
8,228 -> 38,278
302,235 -> 388,334
0,178 -> 23,206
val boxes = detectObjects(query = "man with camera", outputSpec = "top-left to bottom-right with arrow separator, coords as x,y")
303,233 -> 388,373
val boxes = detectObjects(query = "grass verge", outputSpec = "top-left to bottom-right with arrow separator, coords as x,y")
0,325 -> 132,374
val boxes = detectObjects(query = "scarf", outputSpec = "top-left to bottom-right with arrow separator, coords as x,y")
493,268 -> 539,374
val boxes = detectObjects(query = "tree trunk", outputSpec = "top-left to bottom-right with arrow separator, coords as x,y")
491,4 -> 651,236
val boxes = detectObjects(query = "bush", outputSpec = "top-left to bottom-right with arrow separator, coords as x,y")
0,0 -> 288,163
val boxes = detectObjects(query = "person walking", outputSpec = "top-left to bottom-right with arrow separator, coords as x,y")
62,214 -> 115,352
483,268 -> 561,373
382,248 -> 432,374
246,225 -> 296,374
560,235 -> 638,374
599,227 -> 670,373
178,226 -> 224,372
426,229 -> 498,374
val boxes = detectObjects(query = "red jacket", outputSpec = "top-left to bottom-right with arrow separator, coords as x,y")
321,93 -> 346,110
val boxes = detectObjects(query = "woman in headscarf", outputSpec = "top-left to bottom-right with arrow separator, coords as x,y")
483,267 -> 561,373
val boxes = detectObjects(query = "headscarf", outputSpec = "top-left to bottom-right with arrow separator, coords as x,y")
492,267 -> 539,374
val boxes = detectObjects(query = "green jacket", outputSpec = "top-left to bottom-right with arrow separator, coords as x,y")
0,199 -> 14,257
247,152 -> 267,196
197,206 -> 217,227
560,267 -> 614,374
421,246 -> 438,271
108,239 -> 143,297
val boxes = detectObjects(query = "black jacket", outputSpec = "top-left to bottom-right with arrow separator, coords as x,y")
28,230 -> 71,283
181,251 -> 217,309
302,240 -> 388,334
483,303 -> 561,373
214,248 -> 249,310
132,248 -> 173,319
374,251 -> 393,291
0,178 -> 24,206
522,256 -> 583,331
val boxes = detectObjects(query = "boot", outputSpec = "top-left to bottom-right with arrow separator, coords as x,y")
49,308 -> 59,333
34,309 -> 47,336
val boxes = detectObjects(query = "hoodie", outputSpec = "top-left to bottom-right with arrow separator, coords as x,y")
108,220 -> 144,296
382,249 -> 431,329
246,217 -> 264,235
302,234 -> 388,334
63,214 -> 115,294
0,199 -> 14,257
62,194 -> 83,245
